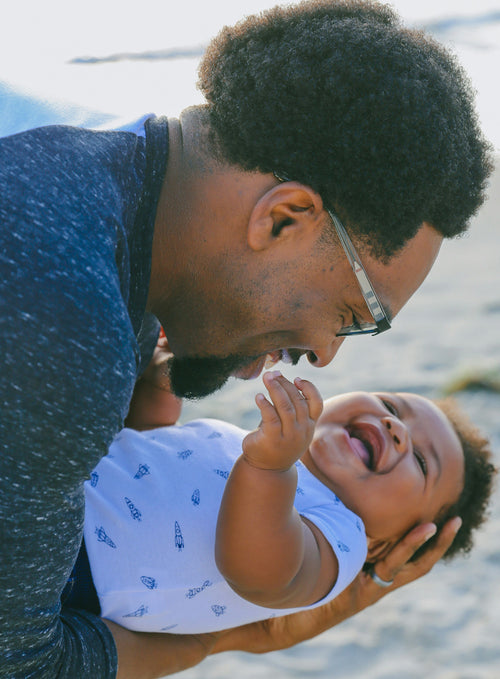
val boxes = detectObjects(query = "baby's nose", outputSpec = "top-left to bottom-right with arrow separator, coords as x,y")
382,417 -> 408,454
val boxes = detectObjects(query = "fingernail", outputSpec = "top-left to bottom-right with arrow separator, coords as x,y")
424,526 -> 437,541
267,370 -> 281,379
452,517 -> 463,532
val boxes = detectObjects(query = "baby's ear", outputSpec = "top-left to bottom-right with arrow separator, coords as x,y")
366,538 -> 395,563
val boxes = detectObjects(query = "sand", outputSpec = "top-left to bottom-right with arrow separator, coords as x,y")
175,160 -> 500,679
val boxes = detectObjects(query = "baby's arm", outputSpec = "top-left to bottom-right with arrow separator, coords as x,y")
215,372 -> 339,609
125,333 -> 182,431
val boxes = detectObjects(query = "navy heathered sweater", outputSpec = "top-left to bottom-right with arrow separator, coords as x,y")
0,116 -> 168,677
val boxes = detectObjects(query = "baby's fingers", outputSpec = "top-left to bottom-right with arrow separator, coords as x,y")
294,378 -> 323,421
263,371 -> 308,425
254,392 -> 281,426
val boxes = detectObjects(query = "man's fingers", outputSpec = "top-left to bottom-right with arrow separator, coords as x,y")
371,517 -> 462,587
407,517 -> 462,576
366,523 -> 437,586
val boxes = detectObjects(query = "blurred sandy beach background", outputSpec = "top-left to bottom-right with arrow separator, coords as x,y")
1,1 -> 499,676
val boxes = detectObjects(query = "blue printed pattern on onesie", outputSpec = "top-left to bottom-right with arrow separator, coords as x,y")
191,489 -> 200,506
174,521 -> 184,551
211,604 -> 226,617
140,576 -> 158,590
177,449 -> 193,460
95,526 -> 116,548
125,497 -> 142,521
124,604 -> 149,618
134,463 -> 150,479
186,580 -> 212,599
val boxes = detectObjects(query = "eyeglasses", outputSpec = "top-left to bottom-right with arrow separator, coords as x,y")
274,173 -> 391,337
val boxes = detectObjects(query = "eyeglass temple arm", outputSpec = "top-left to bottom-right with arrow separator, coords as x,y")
328,209 -> 389,326
274,171 -> 390,331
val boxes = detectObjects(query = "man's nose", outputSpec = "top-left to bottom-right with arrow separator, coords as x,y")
382,417 -> 409,454
307,338 -> 345,367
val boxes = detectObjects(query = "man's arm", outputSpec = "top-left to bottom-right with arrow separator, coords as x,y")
103,621 -> 220,679
0,126 -> 149,678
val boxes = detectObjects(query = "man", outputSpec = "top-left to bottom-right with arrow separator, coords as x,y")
0,1 -> 492,677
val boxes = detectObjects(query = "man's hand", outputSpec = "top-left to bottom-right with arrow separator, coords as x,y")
212,516 -> 462,655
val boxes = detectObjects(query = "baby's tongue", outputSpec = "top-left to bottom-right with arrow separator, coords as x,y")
349,435 -> 370,467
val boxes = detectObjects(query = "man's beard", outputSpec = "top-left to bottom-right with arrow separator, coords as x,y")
166,354 -> 254,399
165,348 -> 304,399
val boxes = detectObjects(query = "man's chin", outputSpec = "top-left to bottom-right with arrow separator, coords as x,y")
171,379 -> 230,400
167,353 -> 258,400
231,355 -> 268,380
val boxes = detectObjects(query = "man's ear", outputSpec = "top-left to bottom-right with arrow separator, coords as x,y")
247,182 -> 325,252
366,537 -> 396,563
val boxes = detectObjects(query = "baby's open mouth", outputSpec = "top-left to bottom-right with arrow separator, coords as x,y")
347,425 -> 383,470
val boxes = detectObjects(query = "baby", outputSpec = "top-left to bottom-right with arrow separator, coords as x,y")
75,372 -> 495,634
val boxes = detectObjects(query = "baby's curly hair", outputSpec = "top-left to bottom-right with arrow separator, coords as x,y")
198,0 -> 493,259
412,398 -> 497,563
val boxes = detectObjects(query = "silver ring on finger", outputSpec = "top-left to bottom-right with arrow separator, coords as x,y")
367,564 -> 394,587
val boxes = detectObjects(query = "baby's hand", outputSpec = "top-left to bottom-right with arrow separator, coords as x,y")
125,329 -> 182,429
242,372 -> 323,471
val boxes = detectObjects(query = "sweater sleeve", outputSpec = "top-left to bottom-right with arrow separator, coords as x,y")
0,126 -> 150,678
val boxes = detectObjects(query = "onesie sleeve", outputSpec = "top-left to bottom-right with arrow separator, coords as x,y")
294,463 -> 368,605
300,500 -> 367,604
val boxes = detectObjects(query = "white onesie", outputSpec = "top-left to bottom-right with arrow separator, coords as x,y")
84,419 -> 367,633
